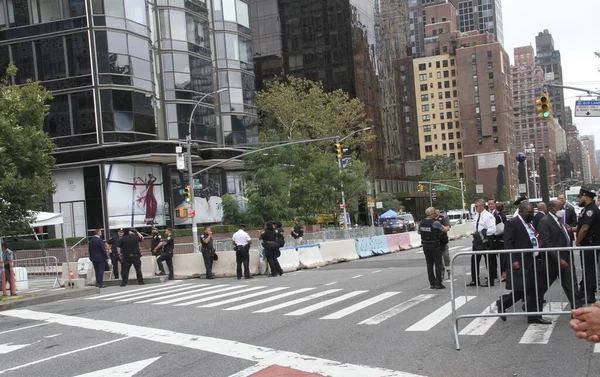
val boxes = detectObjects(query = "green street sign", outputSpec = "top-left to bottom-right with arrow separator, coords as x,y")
434,186 -> 449,191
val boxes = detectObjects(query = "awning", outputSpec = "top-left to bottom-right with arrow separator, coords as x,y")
29,212 -> 64,227
379,210 -> 398,219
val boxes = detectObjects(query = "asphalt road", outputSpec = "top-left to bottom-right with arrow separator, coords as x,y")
1,236 -> 599,377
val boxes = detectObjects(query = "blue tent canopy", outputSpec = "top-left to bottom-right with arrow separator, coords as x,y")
379,209 -> 398,219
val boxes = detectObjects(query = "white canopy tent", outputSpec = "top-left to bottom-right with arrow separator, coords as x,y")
27,211 -> 70,288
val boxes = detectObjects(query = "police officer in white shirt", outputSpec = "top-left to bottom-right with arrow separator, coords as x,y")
467,199 -> 497,287
232,224 -> 253,280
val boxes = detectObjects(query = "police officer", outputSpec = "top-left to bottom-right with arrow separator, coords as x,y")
435,209 -> 451,280
419,207 -> 449,289
150,227 -> 163,275
154,228 -> 175,280
117,228 -> 145,287
232,224 -> 252,280
200,226 -> 215,279
261,222 -> 283,277
106,228 -> 123,279
576,188 -> 600,303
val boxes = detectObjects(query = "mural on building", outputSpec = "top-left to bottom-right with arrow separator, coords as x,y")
171,170 -> 223,224
105,164 -> 166,229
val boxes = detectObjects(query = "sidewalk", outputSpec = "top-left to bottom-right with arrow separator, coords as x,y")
0,286 -> 99,311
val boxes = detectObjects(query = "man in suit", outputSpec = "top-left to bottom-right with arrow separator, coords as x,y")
558,194 -> 578,241
497,202 -> 551,324
537,199 -> 583,310
89,229 -> 110,288
532,202 -> 547,229
468,199 -> 496,287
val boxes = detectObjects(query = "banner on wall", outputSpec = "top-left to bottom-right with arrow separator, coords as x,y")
105,164 -> 166,229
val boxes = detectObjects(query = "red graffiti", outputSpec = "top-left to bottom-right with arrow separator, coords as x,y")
133,174 -> 158,225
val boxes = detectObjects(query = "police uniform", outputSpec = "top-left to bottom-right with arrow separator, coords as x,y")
577,189 -> 600,302
419,217 -> 445,289
119,228 -> 144,287
200,231 -> 215,279
157,234 -> 174,280
436,213 -> 451,279
261,222 -> 283,277
106,230 -> 123,279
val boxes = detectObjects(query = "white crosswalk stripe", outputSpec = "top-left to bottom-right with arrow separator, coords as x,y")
460,247 -> 472,251
154,285 -> 246,305
254,289 -> 342,313
320,292 -> 400,320
406,296 -> 476,331
449,246 -> 461,251
224,288 -> 316,311
359,294 -> 436,325
101,283 -> 192,301
519,302 -> 566,344
136,284 -> 215,304
285,291 -> 368,316
459,301 -> 499,336
115,284 -> 201,302
198,287 -> 289,308
85,281 -> 182,300
174,286 -> 266,306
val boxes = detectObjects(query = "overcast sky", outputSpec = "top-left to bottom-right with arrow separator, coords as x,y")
502,0 -> 600,150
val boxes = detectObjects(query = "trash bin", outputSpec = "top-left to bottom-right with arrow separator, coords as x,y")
77,258 -> 94,285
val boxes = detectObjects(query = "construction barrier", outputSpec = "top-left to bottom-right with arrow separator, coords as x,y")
371,235 -> 391,255
297,244 -> 326,269
319,239 -> 359,263
386,233 -> 410,252
277,247 -> 301,272
355,237 -> 375,258
172,253 -> 205,278
408,232 -> 422,248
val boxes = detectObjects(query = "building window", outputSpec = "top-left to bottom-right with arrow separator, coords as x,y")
474,85 -> 479,93
437,72 -> 442,79
476,107 -> 480,114
454,111 -> 459,118
425,145 -> 433,152
453,90 -> 458,97
422,114 -> 430,121
442,133 -> 446,140
421,94 -> 429,101
488,72 -> 494,79
490,94 -> 495,102
448,133 -> 454,140
443,60 -> 449,68
445,91 -> 451,99
446,111 -> 452,119
449,143 -> 455,150
424,135 -> 432,142
443,144 -> 447,151
424,125 -> 431,132
445,101 -> 451,109
420,84 -> 427,91
473,74 -> 478,82
419,63 -> 426,70
457,142 -> 462,149
438,82 -> 442,89
422,104 -> 430,111
419,73 -> 427,81
491,105 -> 496,112
453,100 -> 459,108
487,51 -> 492,58
443,70 -> 449,78
493,137 -> 499,144
450,59 -> 455,66
436,61 -> 441,68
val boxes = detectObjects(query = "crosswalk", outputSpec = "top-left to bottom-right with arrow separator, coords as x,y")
85,281 -> 576,344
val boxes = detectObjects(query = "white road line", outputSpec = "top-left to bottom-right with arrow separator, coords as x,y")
198,287 -> 288,308
449,246 -> 461,251
594,343 -> 600,353
285,291 -> 368,316
0,323 -> 48,335
136,284 -> 213,304
155,285 -> 247,306
101,283 -> 191,301
115,284 -> 200,302
415,249 -> 423,254
460,247 -> 472,251
359,294 -> 436,325
0,309 -> 426,377
224,288 -> 316,311
324,282 -> 338,286
371,270 -> 382,274
73,357 -> 160,377
0,343 -> 33,354
320,292 -> 400,320
254,289 -> 343,313
226,363 -> 271,377
406,296 -> 476,331
351,275 -> 363,279
174,286 -> 266,306
459,301 -> 499,336
43,333 -> 62,338
519,302 -> 566,344
85,281 -> 182,300
0,336 -> 130,374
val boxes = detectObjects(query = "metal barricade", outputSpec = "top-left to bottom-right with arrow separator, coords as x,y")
11,256 -> 61,290
450,245 -> 599,350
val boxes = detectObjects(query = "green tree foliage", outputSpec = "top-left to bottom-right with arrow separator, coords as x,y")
0,64 -> 56,235
375,193 -> 402,214
420,155 -> 465,211
221,194 -> 244,225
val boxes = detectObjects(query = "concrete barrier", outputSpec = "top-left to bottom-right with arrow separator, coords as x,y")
447,226 -> 458,240
409,231 -> 421,248
371,235 -> 390,255
355,237 -> 375,258
397,233 -> 411,250
297,244 -> 326,269
172,253 -> 204,278
277,247 -> 300,272
319,240 -> 359,263
385,234 -> 404,252
62,255 -> 155,285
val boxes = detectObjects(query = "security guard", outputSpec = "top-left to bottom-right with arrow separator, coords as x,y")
154,228 -> 175,280
419,207 -> 449,289
118,228 -> 145,287
435,209 -> 451,280
576,188 -> 600,303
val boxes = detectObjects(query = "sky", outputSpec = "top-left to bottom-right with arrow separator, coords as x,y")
502,0 -> 600,150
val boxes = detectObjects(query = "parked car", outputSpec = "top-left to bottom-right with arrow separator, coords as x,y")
398,214 -> 416,231
382,219 -> 407,234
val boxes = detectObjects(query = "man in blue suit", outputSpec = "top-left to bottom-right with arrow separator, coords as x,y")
89,229 -> 109,288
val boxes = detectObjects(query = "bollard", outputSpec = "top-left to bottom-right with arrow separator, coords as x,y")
2,261 -> 16,296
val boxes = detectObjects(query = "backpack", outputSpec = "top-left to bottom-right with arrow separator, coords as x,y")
276,229 -> 285,247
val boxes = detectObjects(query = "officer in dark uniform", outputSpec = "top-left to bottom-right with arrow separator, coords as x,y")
260,222 -> 283,277
106,228 -> 123,279
150,227 -> 163,275
575,188 -> 600,303
419,207 -> 449,289
117,228 -> 145,287
200,227 -> 215,279
435,210 -> 451,280
154,228 -> 174,280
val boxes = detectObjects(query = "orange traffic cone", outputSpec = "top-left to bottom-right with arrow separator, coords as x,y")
69,270 -> 75,280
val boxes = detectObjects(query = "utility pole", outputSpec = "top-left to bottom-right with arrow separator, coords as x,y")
337,152 -> 348,229
460,177 -> 465,217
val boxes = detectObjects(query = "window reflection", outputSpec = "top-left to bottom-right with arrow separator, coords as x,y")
31,0 -> 61,24
235,0 -> 249,28
225,34 -> 239,60
186,13 -> 208,47
104,0 -> 124,18
222,0 -> 235,22
8,0 -> 31,27
12,41 -> 35,84
0,0 -> 6,29
35,36 -> 66,80
66,32 -> 91,76
124,0 -> 147,25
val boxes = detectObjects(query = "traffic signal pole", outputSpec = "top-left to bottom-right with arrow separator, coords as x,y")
186,134 -> 199,254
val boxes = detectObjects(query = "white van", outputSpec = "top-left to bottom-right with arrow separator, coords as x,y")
445,210 -> 471,226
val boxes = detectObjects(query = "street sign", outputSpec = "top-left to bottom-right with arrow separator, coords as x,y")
193,179 -> 202,190
376,201 -> 383,209
575,100 -> 600,117
475,184 -> 484,194
367,199 -> 375,208
176,154 -> 185,170
188,210 -> 196,218
339,203 -> 345,209
519,183 -> 526,193
434,186 -> 449,191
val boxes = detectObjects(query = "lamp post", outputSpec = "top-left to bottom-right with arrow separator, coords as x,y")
187,88 -> 227,253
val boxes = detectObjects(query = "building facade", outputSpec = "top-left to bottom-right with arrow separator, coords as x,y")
0,0 -> 256,237
566,123 -> 583,180
581,135 -> 599,183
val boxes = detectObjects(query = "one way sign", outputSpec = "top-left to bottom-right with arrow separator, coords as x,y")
575,100 -> 600,117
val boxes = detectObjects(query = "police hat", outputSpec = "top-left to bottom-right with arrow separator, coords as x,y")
578,188 -> 596,199
118,228 -> 124,232
238,223 -> 246,228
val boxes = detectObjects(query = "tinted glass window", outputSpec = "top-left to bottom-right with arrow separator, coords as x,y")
35,36 -> 66,81
72,90 -> 96,134
107,31 -> 128,54
45,94 -> 71,137
31,0 -> 61,24
9,0 -> 30,27
127,34 -> 149,59
66,32 -> 91,76
66,0 -> 86,17
104,0 -> 124,17
236,0 -> 248,27
124,0 -> 146,25
0,45 -> 10,77
112,90 -> 132,111
12,42 -> 35,84
0,0 -> 6,29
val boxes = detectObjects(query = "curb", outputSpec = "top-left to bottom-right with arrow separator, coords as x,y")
0,287 -> 100,311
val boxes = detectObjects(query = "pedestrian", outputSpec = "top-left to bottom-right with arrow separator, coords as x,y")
150,227 -> 163,274
435,209 -> 451,280
106,229 -> 123,279
493,202 -> 508,281
200,226 -> 215,279
292,218 -> 304,246
557,193 -> 578,242
88,229 -> 110,288
575,188 -> 600,303
232,224 -> 252,280
1,242 -> 14,294
419,207 -> 449,289
485,199 -> 501,286
468,199 -> 496,287
118,228 -> 145,287
533,202 -> 547,230
261,222 -> 283,277
154,228 -> 175,280
497,201 -> 550,324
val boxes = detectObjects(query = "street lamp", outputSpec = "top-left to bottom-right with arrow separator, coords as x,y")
187,88 -> 227,254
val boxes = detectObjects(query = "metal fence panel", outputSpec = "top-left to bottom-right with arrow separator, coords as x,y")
11,256 -> 61,289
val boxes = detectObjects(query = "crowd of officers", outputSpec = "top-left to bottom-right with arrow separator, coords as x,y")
420,188 -> 600,325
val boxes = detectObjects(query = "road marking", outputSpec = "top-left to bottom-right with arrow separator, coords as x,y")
406,296 -> 476,331
459,301 -> 499,336
227,363 -> 272,377
320,292 -> 400,320
135,284 -> 213,304
224,288 -> 315,311
174,286 -> 266,306
285,291 -> 368,316
359,294 -> 436,325
115,284 -> 200,302
85,281 -> 182,300
0,336 -> 130,374
198,287 -> 288,308
324,282 -> 338,286
371,270 -> 382,274
254,289 -> 342,313
44,333 -> 62,338
0,323 -> 47,335
351,275 -> 363,279
519,302 -> 565,344
72,357 -> 160,377
0,343 -> 32,354
449,246 -> 461,251
101,283 -> 192,301
415,249 -> 423,254
460,247 -> 472,251
0,310 -> 426,377
155,285 -> 246,305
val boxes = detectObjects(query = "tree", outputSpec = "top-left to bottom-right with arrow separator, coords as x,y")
420,155 -> 464,210
0,64 -> 56,235
375,193 -> 402,214
221,194 -> 244,225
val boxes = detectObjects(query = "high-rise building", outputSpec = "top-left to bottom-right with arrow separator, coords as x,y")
0,0 -> 256,237
535,29 -> 566,129
567,124 -> 583,179
582,142 -> 592,184
581,135 -> 599,183
511,45 -> 557,192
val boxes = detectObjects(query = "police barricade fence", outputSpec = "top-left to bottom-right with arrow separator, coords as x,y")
11,256 -> 61,290
450,245 -> 598,350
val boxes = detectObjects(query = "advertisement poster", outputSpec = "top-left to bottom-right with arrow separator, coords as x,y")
171,170 -> 223,225
105,163 -> 166,229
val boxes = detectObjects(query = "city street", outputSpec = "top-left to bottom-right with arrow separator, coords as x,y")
1,236 -> 599,377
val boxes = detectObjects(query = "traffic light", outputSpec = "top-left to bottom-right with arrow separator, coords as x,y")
333,142 -> 342,159
417,184 -> 424,192
536,93 -> 551,119
184,186 -> 192,203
